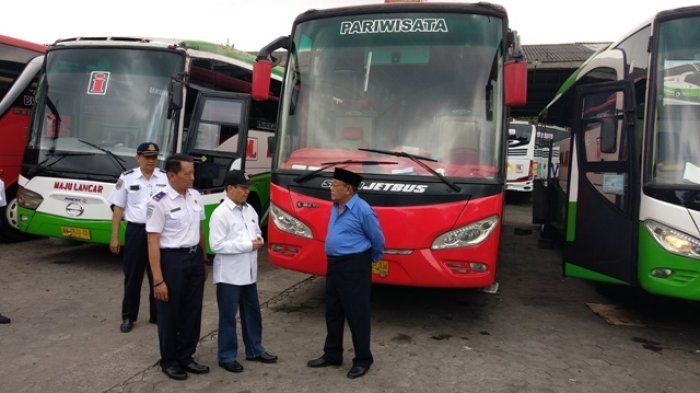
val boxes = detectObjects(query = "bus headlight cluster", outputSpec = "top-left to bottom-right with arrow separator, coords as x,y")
16,186 -> 43,210
269,204 -> 313,239
431,216 -> 499,250
645,220 -> 700,260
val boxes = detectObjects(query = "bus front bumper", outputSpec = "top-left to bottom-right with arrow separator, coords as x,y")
267,225 -> 500,289
18,207 -> 117,245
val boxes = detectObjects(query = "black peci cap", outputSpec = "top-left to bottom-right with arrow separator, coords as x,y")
333,168 -> 362,188
137,142 -> 160,156
224,170 -> 255,187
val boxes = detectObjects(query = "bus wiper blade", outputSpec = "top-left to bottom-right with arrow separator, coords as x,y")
77,138 -> 127,172
359,148 -> 461,192
30,152 -> 97,176
293,160 -> 397,184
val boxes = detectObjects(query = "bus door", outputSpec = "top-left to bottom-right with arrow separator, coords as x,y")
566,81 -> 637,284
185,91 -> 251,193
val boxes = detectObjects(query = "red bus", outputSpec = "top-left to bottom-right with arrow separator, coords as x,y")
0,35 -> 45,241
252,2 -> 527,288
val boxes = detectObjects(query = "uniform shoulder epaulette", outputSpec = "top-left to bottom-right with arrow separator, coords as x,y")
122,169 -> 135,175
153,191 -> 166,201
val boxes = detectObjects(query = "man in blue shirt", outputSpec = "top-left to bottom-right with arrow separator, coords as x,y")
307,168 -> 384,379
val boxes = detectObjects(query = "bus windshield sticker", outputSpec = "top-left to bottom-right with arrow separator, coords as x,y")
87,71 -> 110,95
682,162 -> 700,185
339,18 -> 448,35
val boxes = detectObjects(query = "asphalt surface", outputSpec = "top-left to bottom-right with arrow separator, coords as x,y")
1,199 -> 699,393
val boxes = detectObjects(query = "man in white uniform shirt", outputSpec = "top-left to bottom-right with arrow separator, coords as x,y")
146,154 -> 209,381
209,170 -> 277,373
108,142 -> 168,333
0,176 -> 10,324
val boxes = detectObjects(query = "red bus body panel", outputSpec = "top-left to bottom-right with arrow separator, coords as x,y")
0,36 -> 45,189
267,183 -> 503,288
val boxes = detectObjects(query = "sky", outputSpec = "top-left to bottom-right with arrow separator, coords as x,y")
4,0 -> 700,50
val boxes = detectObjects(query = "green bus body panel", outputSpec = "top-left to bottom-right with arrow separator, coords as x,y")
18,207 -> 120,245
17,179 -> 270,253
181,40 -> 285,78
563,262 -> 629,285
637,223 -> 700,301
566,201 -> 576,242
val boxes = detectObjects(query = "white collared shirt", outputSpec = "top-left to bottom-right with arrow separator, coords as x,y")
146,184 -> 205,248
0,179 -> 6,208
108,167 -> 168,223
209,198 -> 262,285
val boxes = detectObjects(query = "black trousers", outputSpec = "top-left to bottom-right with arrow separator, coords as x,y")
323,250 -> 373,368
157,247 -> 205,369
122,222 -> 156,322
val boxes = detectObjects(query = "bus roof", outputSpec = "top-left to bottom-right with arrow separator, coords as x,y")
293,2 -> 508,25
49,37 -> 284,78
0,35 -> 46,53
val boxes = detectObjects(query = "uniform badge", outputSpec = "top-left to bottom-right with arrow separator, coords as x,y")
153,191 -> 166,201
115,179 -> 123,190
147,205 -> 154,219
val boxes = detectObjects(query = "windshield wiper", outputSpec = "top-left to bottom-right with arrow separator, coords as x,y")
30,151 -> 97,176
77,138 -> 127,172
359,148 -> 461,192
294,160 -> 397,184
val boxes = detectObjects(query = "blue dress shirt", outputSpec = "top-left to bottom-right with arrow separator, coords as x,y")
325,194 -> 385,262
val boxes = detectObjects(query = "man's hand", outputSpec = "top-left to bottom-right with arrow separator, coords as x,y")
154,282 -> 168,302
252,239 -> 264,251
109,238 -> 121,254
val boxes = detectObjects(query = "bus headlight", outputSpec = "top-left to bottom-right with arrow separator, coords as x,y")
431,216 -> 499,250
269,203 -> 313,239
645,220 -> 700,260
16,186 -> 43,210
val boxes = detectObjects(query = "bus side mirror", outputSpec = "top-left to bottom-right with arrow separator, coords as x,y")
504,60 -> 527,107
267,135 -> 275,156
600,117 -> 618,154
252,60 -> 272,101
168,80 -> 183,119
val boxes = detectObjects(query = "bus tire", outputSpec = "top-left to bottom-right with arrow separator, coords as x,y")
0,187 -> 31,243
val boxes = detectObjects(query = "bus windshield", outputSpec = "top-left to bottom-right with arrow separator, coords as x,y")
27,48 -> 183,176
651,16 -> 700,187
277,13 -> 504,179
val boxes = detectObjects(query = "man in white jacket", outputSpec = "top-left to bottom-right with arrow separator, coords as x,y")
209,170 -> 277,373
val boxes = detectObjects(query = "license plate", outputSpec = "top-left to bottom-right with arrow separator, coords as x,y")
372,260 -> 389,278
60,227 -> 91,240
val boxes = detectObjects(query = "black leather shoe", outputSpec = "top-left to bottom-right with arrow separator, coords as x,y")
307,356 -> 341,368
182,361 -> 209,374
119,319 -> 133,333
148,316 -> 157,324
162,365 -> 188,380
219,360 -> 244,373
0,314 -> 10,324
246,351 -> 278,363
347,365 -> 370,379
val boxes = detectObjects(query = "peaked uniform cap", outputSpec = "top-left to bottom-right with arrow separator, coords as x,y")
137,142 -> 160,156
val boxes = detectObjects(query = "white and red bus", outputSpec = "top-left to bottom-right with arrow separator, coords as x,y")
252,2 -> 527,288
0,35 -> 45,241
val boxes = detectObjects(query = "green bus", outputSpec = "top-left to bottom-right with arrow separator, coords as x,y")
534,6 -> 700,301
16,37 -> 281,247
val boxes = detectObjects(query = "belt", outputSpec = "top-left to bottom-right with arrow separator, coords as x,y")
161,246 -> 199,254
126,221 -> 146,226
327,249 -> 371,262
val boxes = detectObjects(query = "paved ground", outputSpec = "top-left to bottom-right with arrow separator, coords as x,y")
1,200 -> 700,393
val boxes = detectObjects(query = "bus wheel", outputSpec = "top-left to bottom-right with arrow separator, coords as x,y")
0,196 -> 30,243
675,89 -> 682,98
